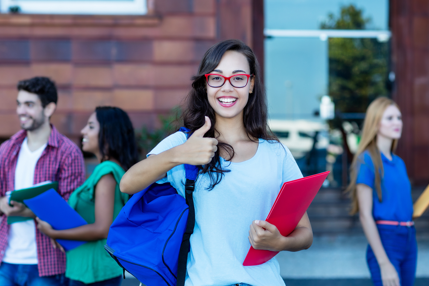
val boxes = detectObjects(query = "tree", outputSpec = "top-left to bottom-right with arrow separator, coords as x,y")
136,107 -> 182,157
321,4 -> 389,114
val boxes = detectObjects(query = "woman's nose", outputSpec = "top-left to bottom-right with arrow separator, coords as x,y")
221,79 -> 234,91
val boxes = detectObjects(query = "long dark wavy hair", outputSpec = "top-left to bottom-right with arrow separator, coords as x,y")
95,106 -> 139,171
182,39 -> 278,190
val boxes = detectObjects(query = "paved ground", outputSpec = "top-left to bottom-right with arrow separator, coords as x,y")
121,234 -> 429,285
121,278 -> 429,286
282,278 -> 429,286
277,234 -> 429,278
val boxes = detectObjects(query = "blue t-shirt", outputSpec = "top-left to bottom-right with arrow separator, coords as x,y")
356,151 -> 413,221
149,132 -> 303,286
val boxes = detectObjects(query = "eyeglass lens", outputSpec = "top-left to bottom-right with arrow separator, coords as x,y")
207,75 -> 248,88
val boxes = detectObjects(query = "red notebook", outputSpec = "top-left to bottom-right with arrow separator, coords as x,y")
243,171 -> 330,266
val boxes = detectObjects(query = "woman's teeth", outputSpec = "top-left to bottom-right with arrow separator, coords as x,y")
82,138 -> 88,142
218,98 -> 237,103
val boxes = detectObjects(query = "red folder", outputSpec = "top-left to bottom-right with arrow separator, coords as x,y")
243,171 -> 330,266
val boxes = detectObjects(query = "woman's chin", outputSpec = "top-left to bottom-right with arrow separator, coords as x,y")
213,108 -> 244,120
387,135 -> 401,141
81,146 -> 94,154
391,132 -> 402,139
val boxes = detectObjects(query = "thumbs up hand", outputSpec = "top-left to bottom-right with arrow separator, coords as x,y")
178,116 -> 218,166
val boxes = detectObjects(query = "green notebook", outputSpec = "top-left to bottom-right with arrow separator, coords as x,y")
7,181 -> 58,224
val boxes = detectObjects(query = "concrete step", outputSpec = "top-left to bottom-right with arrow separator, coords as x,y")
309,216 -> 429,234
415,219 -> 429,229
314,188 -> 425,203
312,188 -> 347,202
307,187 -> 429,235
121,278 -> 429,286
308,216 -> 362,234
307,202 -> 351,217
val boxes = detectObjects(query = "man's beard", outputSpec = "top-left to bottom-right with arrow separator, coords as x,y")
21,114 -> 46,131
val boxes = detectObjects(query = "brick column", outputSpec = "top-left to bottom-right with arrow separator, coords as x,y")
390,0 -> 429,184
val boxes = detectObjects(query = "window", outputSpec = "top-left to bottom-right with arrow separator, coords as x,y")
273,131 -> 290,138
265,0 -> 390,187
265,0 -> 389,121
298,132 -> 313,139
1,0 -> 147,15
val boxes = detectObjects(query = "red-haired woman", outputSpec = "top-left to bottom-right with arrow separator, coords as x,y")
347,97 -> 417,286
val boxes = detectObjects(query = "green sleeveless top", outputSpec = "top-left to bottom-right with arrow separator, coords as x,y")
65,161 -> 128,283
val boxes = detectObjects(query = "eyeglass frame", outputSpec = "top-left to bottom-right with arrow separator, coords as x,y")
204,73 -> 252,88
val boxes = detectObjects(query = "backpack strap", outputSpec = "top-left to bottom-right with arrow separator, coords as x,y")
177,128 -> 198,286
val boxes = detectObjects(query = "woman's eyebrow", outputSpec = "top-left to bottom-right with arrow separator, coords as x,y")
212,69 -> 248,74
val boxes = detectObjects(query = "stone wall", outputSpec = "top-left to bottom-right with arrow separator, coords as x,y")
0,0 -> 264,144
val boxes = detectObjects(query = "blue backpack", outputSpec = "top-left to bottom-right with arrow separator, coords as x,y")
105,128 -> 198,286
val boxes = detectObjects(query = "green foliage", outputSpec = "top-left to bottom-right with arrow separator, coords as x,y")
320,5 -> 371,30
321,4 -> 389,115
9,6 -> 21,13
136,107 -> 182,156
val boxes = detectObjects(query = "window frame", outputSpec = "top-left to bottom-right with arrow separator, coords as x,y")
1,0 -> 147,15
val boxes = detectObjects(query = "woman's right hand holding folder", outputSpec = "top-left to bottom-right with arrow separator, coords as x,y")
248,217 -> 313,252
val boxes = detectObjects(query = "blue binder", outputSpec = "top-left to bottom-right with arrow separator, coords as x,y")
24,189 -> 88,251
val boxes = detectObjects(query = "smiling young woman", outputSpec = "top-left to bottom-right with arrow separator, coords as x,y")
346,97 -> 417,286
120,39 -> 313,286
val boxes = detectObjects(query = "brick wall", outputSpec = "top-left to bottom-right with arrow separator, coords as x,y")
390,0 -> 429,184
0,0 -> 264,144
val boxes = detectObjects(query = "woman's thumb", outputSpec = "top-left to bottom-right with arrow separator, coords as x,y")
193,116 -> 211,137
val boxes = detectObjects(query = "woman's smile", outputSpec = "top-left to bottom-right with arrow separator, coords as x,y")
217,96 -> 238,107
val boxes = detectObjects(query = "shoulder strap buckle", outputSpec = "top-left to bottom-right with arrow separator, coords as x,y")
185,179 -> 195,194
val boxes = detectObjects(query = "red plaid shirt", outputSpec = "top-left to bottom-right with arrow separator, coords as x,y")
0,125 -> 85,276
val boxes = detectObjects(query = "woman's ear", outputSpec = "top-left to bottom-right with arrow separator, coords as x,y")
249,76 -> 255,94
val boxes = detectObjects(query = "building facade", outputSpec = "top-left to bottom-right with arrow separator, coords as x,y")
0,0 -> 264,144
1,0 -> 429,185
391,0 -> 429,184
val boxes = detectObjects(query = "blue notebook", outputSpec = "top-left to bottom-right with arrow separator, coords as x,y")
24,189 -> 88,251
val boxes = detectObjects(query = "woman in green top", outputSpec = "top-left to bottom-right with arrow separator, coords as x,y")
36,106 -> 139,286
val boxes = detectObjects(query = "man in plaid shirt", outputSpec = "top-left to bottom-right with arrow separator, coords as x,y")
0,77 -> 85,285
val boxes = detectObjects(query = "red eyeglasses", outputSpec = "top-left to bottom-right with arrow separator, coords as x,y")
205,73 -> 252,88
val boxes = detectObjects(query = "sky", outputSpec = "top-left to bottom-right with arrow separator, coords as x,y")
264,0 -> 389,120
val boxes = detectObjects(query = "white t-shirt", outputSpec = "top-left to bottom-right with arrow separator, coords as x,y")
3,138 -> 47,264
149,132 -> 303,286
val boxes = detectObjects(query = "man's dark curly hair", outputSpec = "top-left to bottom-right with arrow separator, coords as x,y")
17,77 -> 58,108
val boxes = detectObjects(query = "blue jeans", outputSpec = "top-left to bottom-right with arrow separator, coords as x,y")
0,262 -> 68,286
69,276 -> 122,286
367,225 -> 417,286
